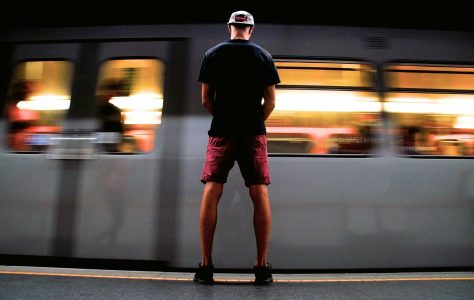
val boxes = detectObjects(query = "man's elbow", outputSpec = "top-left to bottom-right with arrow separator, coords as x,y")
265,99 -> 275,110
202,97 -> 210,106
269,101 -> 275,109
202,98 -> 213,114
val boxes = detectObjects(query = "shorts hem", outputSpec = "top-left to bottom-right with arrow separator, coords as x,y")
244,178 -> 271,187
200,176 -> 227,185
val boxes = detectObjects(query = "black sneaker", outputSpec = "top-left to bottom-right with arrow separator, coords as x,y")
254,263 -> 273,284
193,263 -> 214,284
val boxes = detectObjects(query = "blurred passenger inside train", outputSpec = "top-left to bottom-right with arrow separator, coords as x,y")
96,79 -> 124,152
5,80 -> 40,151
327,124 -> 377,154
399,126 -> 422,155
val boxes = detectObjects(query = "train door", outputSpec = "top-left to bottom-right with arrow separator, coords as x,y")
72,40 -> 188,263
0,42 -> 80,256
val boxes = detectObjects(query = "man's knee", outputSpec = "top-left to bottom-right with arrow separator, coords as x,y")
204,181 -> 224,199
248,184 -> 269,201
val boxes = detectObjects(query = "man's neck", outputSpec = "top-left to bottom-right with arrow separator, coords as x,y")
230,33 -> 250,40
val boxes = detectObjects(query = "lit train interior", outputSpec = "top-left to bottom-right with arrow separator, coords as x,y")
5,59 -> 474,156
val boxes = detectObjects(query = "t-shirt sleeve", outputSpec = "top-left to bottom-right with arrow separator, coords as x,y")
197,53 -> 213,84
262,54 -> 281,87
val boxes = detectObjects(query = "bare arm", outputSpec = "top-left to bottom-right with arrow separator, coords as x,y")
201,83 -> 214,115
262,84 -> 276,121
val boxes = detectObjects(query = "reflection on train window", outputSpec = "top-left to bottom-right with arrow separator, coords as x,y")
95,59 -> 164,154
267,60 -> 381,155
385,64 -> 474,156
5,61 -> 73,152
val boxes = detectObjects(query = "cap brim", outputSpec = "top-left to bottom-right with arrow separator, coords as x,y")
227,22 -> 254,25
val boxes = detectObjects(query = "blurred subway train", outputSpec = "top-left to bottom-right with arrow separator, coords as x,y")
0,22 -> 473,270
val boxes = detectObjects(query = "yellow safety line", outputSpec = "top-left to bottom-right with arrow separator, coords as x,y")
0,270 -> 473,283
274,277 -> 474,283
0,271 -> 192,281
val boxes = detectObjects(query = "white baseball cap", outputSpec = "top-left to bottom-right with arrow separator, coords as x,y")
227,10 -> 254,26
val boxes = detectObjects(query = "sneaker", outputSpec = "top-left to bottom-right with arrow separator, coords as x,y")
193,263 -> 214,284
254,263 -> 273,284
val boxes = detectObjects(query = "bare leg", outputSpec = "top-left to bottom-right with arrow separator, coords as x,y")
199,182 -> 223,266
249,184 -> 272,267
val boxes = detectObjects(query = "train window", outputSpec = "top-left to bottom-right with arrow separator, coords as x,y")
95,59 -> 164,154
4,61 -> 73,152
267,60 -> 381,155
385,64 -> 474,156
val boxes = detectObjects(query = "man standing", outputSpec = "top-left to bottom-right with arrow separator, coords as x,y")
194,10 -> 280,284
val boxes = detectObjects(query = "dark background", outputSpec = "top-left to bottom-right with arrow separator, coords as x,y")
2,1 -> 472,31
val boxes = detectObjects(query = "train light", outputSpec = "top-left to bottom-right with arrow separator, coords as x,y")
274,90 -> 381,112
384,96 -> 474,114
16,95 -> 70,110
108,93 -> 163,110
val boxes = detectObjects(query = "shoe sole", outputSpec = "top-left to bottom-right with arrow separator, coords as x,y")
194,278 -> 214,284
255,279 -> 273,285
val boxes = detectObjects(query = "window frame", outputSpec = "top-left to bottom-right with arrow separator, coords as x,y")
268,56 -> 383,158
94,56 -> 167,155
383,60 -> 474,159
3,58 -> 75,154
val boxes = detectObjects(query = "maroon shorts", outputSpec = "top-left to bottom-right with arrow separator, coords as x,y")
201,135 -> 270,186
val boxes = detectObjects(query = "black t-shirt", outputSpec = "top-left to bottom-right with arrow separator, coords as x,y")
198,39 -> 280,137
